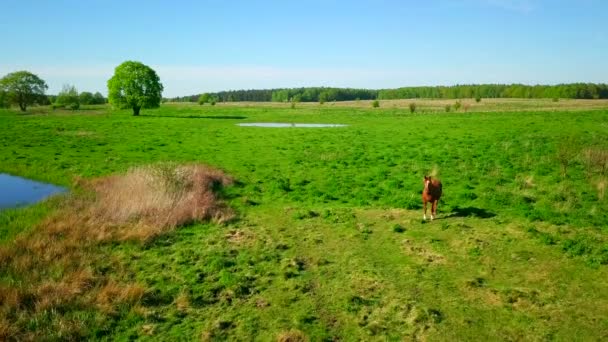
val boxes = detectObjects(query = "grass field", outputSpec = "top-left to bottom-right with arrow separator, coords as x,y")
1,100 -> 608,340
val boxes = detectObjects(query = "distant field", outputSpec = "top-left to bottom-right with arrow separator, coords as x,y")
197,97 -> 608,112
1,101 -> 608,340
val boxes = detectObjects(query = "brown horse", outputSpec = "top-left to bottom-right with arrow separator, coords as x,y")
422,176 -> 442,221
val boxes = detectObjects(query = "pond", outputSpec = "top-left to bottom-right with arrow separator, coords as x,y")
237,123 -> 348,128
0,173 -> 66,209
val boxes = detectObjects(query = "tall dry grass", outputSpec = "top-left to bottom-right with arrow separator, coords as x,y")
88,163 -> 234,241
0,163 -> 234,340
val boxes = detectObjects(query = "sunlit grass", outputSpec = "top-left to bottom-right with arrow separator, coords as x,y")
1,101 -> 608,339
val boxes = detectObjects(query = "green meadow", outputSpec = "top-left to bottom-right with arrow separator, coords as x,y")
1,102 -> 608,340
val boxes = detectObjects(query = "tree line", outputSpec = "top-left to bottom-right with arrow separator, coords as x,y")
0,71 -> 107,111
377,83 -> 608,100
169,83 -> 608,103
3,69 -> 607,112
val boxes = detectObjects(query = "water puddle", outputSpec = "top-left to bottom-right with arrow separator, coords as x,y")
237,123 -> 348,128
0,173 -> 66,209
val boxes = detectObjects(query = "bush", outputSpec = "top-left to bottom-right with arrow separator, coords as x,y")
409,102 -> 416,113
372,100 -> 380,108
79,91 -> 94,105
198,93 -> 211,105
445,104 -> 451,112
475,96 -> 482,103
553,97 -> 559,102
454,100 -> 462,111
54,84 -> 80,110
392,224 -> 406,233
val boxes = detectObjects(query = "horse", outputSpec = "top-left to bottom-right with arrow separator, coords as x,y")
422,175 -> 442,221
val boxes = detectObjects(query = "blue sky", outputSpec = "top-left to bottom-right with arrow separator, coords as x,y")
1,0 -> 607,96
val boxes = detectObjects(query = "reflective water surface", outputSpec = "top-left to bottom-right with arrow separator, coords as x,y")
0,173 -> 66,209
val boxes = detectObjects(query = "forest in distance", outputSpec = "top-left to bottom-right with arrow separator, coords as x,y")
169,83 -> 608,103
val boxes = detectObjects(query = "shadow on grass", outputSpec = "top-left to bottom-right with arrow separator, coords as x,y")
447,206 -> 496,219
140,114 -> 247,120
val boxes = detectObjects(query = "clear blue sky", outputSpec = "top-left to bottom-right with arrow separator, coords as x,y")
1,0 -> 607,97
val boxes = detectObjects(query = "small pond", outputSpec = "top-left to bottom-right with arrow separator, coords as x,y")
237,123 -> 348,128
0,174 -> 66,209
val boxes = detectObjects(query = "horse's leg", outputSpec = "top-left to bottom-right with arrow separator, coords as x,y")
431,200 -> 438,220
423,199 -> 427,220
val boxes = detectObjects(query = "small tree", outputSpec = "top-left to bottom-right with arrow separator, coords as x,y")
319,91 -> 330,104
475,96 -> 482,103
409,102 -> 417,113
454,100 -> 462,111
107,61 -> 163,116
92,92 -> 106,104
0,71 -> 48,111
79,91 -> 94,105
55,84 -> 80,110
445,104 -> 451,112
372,100 -> 380,108
198,93 -> 211,105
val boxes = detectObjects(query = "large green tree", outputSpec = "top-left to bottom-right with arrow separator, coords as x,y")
107,61 -> 163,116
92,92 -> 106,104
0,71 -> 48,111
79,91 -> 94,105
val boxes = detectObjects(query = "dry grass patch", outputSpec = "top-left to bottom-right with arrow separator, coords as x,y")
88,163 -> 234,241
0,163 -> 235,340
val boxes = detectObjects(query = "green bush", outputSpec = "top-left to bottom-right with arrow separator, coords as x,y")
198,93 -> 211,105
372,100 -> 380,108
454,100 -> 462,111
54,84 -> 80,110
409,102 -> 416,113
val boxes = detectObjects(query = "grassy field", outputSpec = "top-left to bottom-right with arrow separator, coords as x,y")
1,101 -> 608,340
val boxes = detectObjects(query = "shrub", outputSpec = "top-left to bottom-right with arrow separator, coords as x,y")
475,96 -> 482,103
372,100 -> 380,108
409,102 -> 417,113
445,104 -> 451,112
553,97 -> 559,102
392,224 -> 406,233
79,91 -> 94,105
454,100 -> 462,111
198,93 -> 211,105
54,84 -> 80,110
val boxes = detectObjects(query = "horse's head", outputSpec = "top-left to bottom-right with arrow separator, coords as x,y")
424,175 -> 431,188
